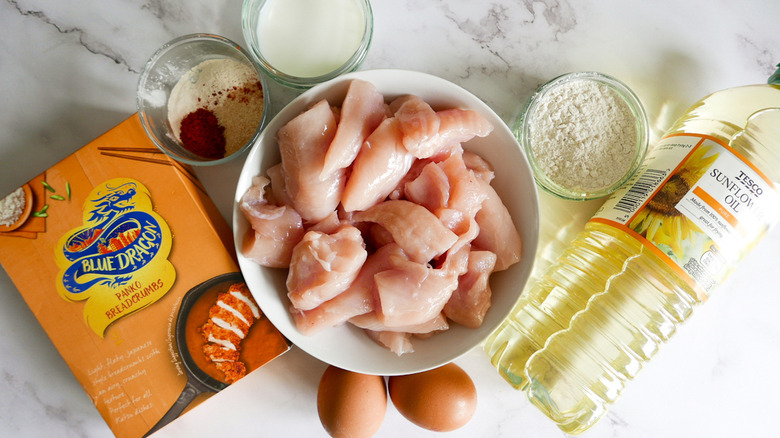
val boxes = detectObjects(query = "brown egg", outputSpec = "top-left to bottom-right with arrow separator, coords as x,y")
388,362 -> 477,432
317,365 -> 387,438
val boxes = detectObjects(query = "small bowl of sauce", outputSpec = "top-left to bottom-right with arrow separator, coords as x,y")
241,0 -> 373,89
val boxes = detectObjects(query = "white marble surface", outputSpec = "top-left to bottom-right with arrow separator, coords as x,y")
1,0 -> 779,437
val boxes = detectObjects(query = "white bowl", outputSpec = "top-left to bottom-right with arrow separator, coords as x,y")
233,69 -> 540,376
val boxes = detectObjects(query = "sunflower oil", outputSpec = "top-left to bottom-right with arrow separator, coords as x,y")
484,67 -> 780,435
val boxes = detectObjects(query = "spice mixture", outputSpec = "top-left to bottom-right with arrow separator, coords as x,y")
0,187 -> 26,226
528,79 -> 637,192
180,108 -> 226,159
167,58 -> 264,159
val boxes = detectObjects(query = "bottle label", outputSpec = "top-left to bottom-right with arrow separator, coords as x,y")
592,133 -> 780,299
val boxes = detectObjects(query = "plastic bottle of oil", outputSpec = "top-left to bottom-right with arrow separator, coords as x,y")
484,66 -> 780,435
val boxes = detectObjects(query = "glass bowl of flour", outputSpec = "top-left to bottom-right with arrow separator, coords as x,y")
515,71 -> 649,201
137,34 -> 270,165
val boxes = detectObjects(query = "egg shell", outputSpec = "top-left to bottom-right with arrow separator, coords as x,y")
317,365 -> 387,438
388,362 -> 477,432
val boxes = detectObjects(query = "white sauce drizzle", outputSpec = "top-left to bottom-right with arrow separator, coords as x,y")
207,334 -> 236,351
213,317 -> 246,339
217,300 -> 251,326
231,291 -> 261,319
208,351 -> 231,363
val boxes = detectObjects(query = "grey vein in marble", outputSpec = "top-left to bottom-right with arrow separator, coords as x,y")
525,0 -> 578,36
9,0 -> 136,72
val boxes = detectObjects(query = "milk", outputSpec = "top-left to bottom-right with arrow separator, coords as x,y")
256,0 -> 367,78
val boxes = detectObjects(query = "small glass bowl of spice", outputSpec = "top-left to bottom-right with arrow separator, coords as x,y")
515,71 -> 649,200
241,0 -> 373,89
137,33 -> 269,166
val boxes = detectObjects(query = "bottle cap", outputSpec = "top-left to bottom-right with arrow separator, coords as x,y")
770,62 -> 780,85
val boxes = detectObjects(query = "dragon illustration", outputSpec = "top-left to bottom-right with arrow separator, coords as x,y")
60,181 -> 161,294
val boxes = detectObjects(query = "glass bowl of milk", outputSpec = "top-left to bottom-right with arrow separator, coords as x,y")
242,0 -> 373,89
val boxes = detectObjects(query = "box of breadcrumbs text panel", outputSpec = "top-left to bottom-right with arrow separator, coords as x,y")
0,115 -> 290,438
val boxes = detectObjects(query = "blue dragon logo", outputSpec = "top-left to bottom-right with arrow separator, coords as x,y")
60,181 -> 163,295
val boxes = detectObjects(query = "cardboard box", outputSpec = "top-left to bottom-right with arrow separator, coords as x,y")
0,115 -> 290,437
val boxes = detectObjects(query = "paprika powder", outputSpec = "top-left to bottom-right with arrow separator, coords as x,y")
179,108 -> 227,159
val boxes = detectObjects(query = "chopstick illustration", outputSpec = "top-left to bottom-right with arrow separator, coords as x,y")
98,147 -> 160,154
97,146 -> 206,193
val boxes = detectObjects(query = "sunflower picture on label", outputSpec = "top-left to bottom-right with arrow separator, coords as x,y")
629,144 -> 718,260
593,133 -> 780,299
55,178 -> 176,336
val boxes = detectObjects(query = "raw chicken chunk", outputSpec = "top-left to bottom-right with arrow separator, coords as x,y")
287,225 -> 368,311
443,250 -> 497,328
387,157 -> 435,201
394,96 -> 494,159
403,162 -> 450,212
266,163 -> 292,206
240,176 -> 305,268
291,284 -> 373,336
374,257 -> 458,327
350,312 -> 449,334
364,330 -> 414,356
436,215 -> 478,277
434,108 -> 494,154
291,243 -> 405,335
307,210 -> 342,235
438,152 -> 488,218
404,151 -> 487,234
462,150 -> 495,184
473,180 -> 522,271
393,95 -> 440,156
321,79 -> 388,176
278,99 -> 345,222
341,118 -> 415,212
352,200 -> 458,264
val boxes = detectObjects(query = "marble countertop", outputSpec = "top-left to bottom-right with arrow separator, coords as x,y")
2,1 -> 779,437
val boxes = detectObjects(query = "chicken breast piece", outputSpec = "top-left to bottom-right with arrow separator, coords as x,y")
393,95 -> 440,156
374,257 -> 458,327
352,200 -> 458,264
438,152 -> 488,218
291,283 -> 373,336
278,99 -> 345,222
394,95 -> 494,159
443,250 -> 497,328
404,161 -> 450,213
341,117 -> 415,212
364,330 -> 414,356
473,180 -> 522,271
350,312 -> 449,334
266,163 -> 293,207
435,219 -> 476,277
434,108 -> 494,152
291,243 -> 405,335
287,225 -> 368,311
462,150 -> 495,184
240,176 -> 305,268
321,79 -> 388,176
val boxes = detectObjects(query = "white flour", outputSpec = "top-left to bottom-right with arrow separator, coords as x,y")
528,79 -> 637,192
